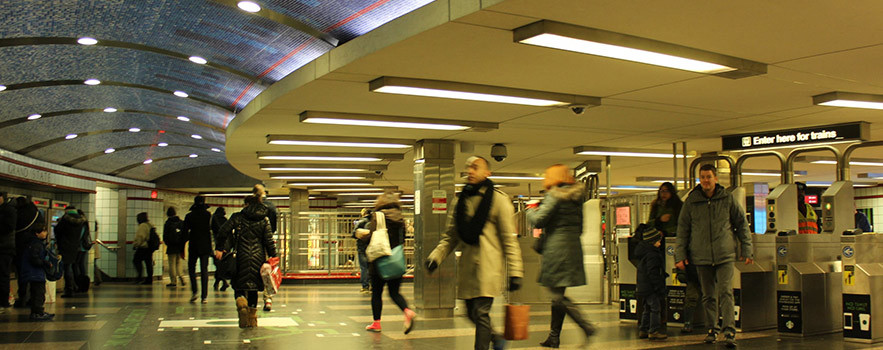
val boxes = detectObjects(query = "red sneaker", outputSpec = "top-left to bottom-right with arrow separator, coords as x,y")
403,309 -> 417,334
365,321 -> 381,332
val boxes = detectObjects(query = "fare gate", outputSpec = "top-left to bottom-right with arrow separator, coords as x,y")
841,234 -> 883,343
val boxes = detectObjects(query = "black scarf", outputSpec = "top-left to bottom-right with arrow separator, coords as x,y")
456,178 -> 495,246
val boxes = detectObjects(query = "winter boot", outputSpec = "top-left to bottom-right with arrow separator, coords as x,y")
247,307 -> 258,328
540,304 -> 565,348
562,296 -> 595,344
236,297 -> 249,329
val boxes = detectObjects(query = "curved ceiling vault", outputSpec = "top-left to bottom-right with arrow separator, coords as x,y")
0,0 -> 434,181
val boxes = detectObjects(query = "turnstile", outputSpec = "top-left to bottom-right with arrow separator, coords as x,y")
775,234 -> 843,336
664,237 -> 703,327
618,236 -> 638,321
841,234 -> 883,343
732,234 -> 777,332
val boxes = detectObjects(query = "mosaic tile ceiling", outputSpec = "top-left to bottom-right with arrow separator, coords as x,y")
0,0 -> 433,181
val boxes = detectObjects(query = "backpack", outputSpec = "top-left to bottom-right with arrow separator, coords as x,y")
44,239 -> 63,281
147,226 -> 160,251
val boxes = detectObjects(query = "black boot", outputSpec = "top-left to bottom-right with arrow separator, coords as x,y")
540,305 -> 565,348
561,297 -> 595,344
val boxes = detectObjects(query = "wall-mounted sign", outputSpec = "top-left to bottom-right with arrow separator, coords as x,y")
431,190 -> 447,214
721,122 -> 868,151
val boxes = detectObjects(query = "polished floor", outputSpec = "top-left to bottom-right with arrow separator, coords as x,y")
0,281 -> 881,350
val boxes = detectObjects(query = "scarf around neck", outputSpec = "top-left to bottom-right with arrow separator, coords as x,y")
456,178 -> 495,246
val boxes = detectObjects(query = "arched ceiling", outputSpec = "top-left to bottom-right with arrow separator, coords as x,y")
0,0 -> 433,181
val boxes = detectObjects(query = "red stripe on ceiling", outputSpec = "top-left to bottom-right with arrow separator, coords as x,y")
229,0 -> 392,109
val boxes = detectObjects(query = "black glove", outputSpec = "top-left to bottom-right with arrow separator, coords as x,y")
425,259 -> 438,273
509,277 -> 522,292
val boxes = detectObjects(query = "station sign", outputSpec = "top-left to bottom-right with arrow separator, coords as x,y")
721,122 -> 868,151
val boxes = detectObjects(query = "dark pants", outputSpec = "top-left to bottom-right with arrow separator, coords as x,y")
14,254 -> 28,305
72,251 -> 87,283
0,254 -> 13,306
212,257 -> 228,289
640,293 -> 664,333
357,247 -> 370,289
133,248 -> 153,281
370,272 -> 408,320
27,281 -> 46,314
234,290 -> 258,308
697,262 -> 735,335
465,297 -> 501,350
189,253 -> 210,299
684,275 -> 702,326
63,255 -> 78,294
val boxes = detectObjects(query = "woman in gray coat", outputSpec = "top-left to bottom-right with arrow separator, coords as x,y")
527,164 -> 594,348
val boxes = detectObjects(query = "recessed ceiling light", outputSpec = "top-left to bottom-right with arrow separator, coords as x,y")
188,56 -> 207,65
84,79 -> 101,85
189,154 -> 198,158
191,134 -> 202,139
173,91 -> 189,98
104,148 -> 115,154
103,107 -> 117,113
211,148 -> 221,152
157,142 -> 168,147
77,37 -> 98,45
237,1 -> 261,12
129,128 -> 140,132
27,114 -> 41,120
177,116 -> 190,122
143,159 -> 153,164
65,134 -> 78,140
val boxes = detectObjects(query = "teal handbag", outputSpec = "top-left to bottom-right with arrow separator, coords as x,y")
376,245 -> 406,280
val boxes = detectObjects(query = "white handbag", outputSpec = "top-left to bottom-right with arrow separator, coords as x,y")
365,211 -> 392,262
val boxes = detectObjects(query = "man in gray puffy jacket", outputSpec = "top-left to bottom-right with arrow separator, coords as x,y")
675,164 -> 752,348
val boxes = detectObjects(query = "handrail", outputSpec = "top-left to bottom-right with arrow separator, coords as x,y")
689,155 -> 736,187
733,151 -> 786,187
841,141 -> 883,180
785,145 -> 843,183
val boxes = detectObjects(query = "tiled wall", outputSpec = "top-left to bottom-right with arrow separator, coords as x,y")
52,192 -> 96,280
123,189 -> 165,278
95,187 -> 120,277
854,186 -> 882,233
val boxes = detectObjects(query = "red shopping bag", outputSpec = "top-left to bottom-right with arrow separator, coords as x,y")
262,257 -> 281,295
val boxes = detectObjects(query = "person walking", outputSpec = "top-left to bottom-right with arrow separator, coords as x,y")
676,164 -> 753,348
214,195 -> 277,328
183,196 -> 213,303
54,206 -> 87,297
527,164 -> 595,348
352,208 -> 372,294
163,207 -> 186,287
0,192 -> 17,307
636,228 -> 668,340
132,212 -> 154,285
252,184 -> 277,311
426,156 -> 524,350
211,207 -> 230,291
362,192 -> 417,334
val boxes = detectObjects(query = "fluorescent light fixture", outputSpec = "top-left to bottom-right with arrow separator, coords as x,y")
300,111 -> 497,132
211,148 -> 221,152
191,134 -> 202,139
609,185 -> 658,191
369,76 -> 600,107
27,114 -> 41,120
514,20 -> 766,78
259,164 -> 385,172
266,135 -> 414,149
336,192 -> 385,196
266,196 -> 288,200
189,154 -> 198,158
800,181 -> 878,187
188,56 -> 207,65
77,37 -> 98,45
128,128 -> 140,132
174,91 -> 189,98
574,146 -> 693,158
257,151 -> 403,162
858,173 -> 883,180
65,134 -> 78,140
0,85 -> 5,91
798,156 -> 883,167
177,116 -> 190,122
813,92 -> 883,110
456,183 -> 505,188
360,198 -> 414,203
201,192 -> 251,197
271,175 -> 367,180
310,188 -> 392,192
237,1 -> 261,12
143,159 -> 153,164
104,148 -> 115,154
461,172 -> 544,181
157,142 -> 168,147
84,79 -> 101,85
287,183 -> 374,187
103,107 -> 117,113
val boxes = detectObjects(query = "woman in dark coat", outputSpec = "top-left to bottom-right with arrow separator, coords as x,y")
215,196 -> 276,328
648,182 -> 682,236
527,164 -> 594,348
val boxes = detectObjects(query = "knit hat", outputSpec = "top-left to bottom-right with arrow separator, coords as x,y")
642,227 -> 661,242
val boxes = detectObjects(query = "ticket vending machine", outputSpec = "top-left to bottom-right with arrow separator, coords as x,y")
49,200 -> 68,227
841,234 -> 883,343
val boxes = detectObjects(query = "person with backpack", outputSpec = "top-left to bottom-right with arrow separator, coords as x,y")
163,207 -> 186,287
132,212 -> 155,285
20,222 -> 54,321
73,209 -> 92,293
54,206 -> 87,297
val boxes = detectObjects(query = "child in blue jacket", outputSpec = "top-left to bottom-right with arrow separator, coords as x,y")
635,228 -> 667,340
20,223 -> 54,321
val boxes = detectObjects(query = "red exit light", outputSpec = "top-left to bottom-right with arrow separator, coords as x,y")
150,190 -> 158,199
805,195 -> 818,204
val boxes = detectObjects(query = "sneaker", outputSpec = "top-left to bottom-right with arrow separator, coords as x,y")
638,330 -> 649,339
365,321 -> 381,332
359,287 -> 370,294
263,300 -> 272,312
190,293 -> 199,303
649,331 -> 668,340
201,298 -> 208,304
403,309 -> 417,334
723,333 -> 736,348
704,330 -> 717,344
30,312 -> 55,321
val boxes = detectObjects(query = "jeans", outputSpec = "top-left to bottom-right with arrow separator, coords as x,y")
72,251 -> 87,283
370,272 -> 408,320
465,297 -> 502,350
640,292 -> 663,333
189,253 -> 210,299
167,254 -> 183,283
357,247 -> 370,289
697,262 -> 735,335
28,281 -> 46,314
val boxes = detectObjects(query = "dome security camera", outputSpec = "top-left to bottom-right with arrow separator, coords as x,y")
570,104 -> 588,115
491,143 -> 507,162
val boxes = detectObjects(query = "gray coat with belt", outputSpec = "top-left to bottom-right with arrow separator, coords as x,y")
527,183 -> 586,288
675,184 -> 753,266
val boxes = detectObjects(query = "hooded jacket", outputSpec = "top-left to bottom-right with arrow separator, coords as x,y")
527,183 -> 587,287
676,184 -> 753,265
210,207 -> 228,242
183,203 -> 213,256
20,235 -> 48,283
216,203 -> 276,291
163,216 -> 185,255
635,239 -> 666,296
55,211 -> 87,259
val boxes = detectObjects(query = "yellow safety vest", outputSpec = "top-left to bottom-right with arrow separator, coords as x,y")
798,203 -> 819,234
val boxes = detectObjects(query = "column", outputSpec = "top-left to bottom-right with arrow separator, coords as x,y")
413,139 -> 456,318
288,188 -> 309,272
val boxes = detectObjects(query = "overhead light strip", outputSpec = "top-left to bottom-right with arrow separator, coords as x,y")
813,91 -> 883,110
299,111 -> 498,132
267,134 -> 414,149
574,146 -> 693,159
369,76 -> 600,107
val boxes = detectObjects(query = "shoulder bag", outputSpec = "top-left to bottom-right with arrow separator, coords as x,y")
365,212 -> 392,262
375,225 -> 406,280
